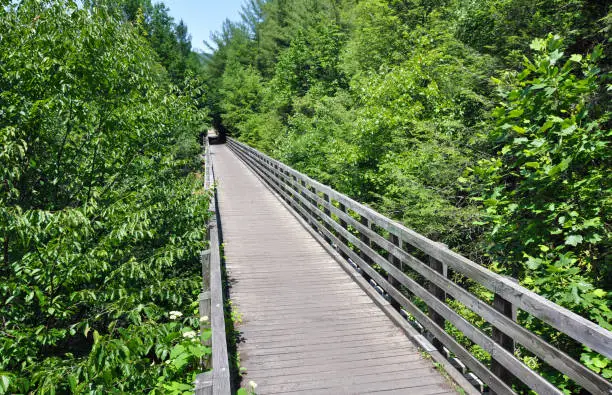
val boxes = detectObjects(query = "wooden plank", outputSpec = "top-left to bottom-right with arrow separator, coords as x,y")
387,233 -> 402,297
199,291 -> 211,368
243,166 -> 511,394
229,138 -> 612,361
287,188 -> 560,394
194,371 -> 213,395
249,345 -> 416,376
232,139 -> 612,395
491,279 -> 518,393
262,373 -> 451,394
359,215 -> 372,267
200,250 -> 211,290
428,250 -> 447,352
238,151 -> 561,395
219,142 -> 457,395
257,365 -> 438,388
205,164 -> 231,395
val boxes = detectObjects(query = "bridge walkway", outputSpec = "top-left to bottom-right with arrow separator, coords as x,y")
211,143 -> 457,395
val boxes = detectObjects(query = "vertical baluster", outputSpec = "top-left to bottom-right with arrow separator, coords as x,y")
427,245 -> 447,352
322,193 -> 332,243
337,202 -> 349,259
300,179 -> 310,223
292,175 -> 300,209
387,233 -> 402,309
199,250 -> 212,369
359,215 -> 372,265
308,185 -> 320,228
491,277 -> 518,393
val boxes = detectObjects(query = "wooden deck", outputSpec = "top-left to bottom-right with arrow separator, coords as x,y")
211,143 -> 457,395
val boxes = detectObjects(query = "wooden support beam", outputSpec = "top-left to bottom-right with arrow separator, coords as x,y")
491,277 -> 518,393
427,244 -> 447,352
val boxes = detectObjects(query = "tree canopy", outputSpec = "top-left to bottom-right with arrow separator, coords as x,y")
1,0 -> 210,392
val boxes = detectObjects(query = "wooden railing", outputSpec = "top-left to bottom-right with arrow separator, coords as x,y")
194,138 -> 231,395
227,138 -> 612,395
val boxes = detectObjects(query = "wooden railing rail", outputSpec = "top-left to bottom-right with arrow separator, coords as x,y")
227,137 -> 612,395
194,137 -> 231,395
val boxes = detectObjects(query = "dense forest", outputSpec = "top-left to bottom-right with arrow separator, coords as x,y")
1,0 -> 211,393
202,0 -> 611,392
1,0 -> 610,393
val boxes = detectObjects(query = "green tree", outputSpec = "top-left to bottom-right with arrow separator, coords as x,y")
475,34 -> 611,386
0,1 -> 209,392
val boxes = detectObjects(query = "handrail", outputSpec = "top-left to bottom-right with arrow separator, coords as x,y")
227,137 -> 612,395
194,137 -> 231,395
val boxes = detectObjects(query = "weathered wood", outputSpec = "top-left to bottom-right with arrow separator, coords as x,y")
491,278 -> 518,393
194,371 -> 213,395
218,142 -> 457,394
337,202 -> 349,259
359,215 -> 373,267
229,137 -> 612,395
231,142 -> 612,395
228,139 -> 612,362
427,247 -> 447,352
200,249 -> 211,291
237,159 -> 512,394
246,159 -> 561,395
208,217 -> 231,395
199,138 -> 231,395
387,233 -> 402,309
321,192 -> 332,243
199,291 -> 211,368
272,170 -> 611,393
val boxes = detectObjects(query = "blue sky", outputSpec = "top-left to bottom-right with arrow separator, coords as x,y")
162,0 -> 245,52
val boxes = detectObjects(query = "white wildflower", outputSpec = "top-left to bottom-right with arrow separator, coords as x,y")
248,380 -> 258,390
182,330 -> 197,339
169,311 -> 183,320
199,315 -> 209,322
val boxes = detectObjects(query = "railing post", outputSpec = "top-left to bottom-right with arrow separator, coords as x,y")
308,185 -> 321,229
359,215 -> 372,265
321,193 -> 332,243
387,233 -> 402,309
292,175 -> 300,209
427,245 -> 447,352
300,180 -> 313,224
491,277 -> 518,393
194,371 -> 213,395
337,202 -> 349,258
359,215 -> 374,283
201,250 -> 211,290
282,169 -> 293,206
199,250 -> 212,369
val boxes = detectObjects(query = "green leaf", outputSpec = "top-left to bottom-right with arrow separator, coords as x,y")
549,49 -> 564,65
530,38 -> 545,51
569,54 -> 582,63
170,344 -> 186,359
564,235 -> 583,246
171,354 -> 189,369
592,358 -> 608,369
0,375 -> 10,393
593,289 -> 607,298
525,255 -> 543,270
68,375 -> 77,393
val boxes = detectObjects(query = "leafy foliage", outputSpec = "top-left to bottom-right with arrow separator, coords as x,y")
474,35 -> 611,386
0,1 -> 209,392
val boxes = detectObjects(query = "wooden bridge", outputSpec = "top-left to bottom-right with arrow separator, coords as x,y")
195,138 -> 612,395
